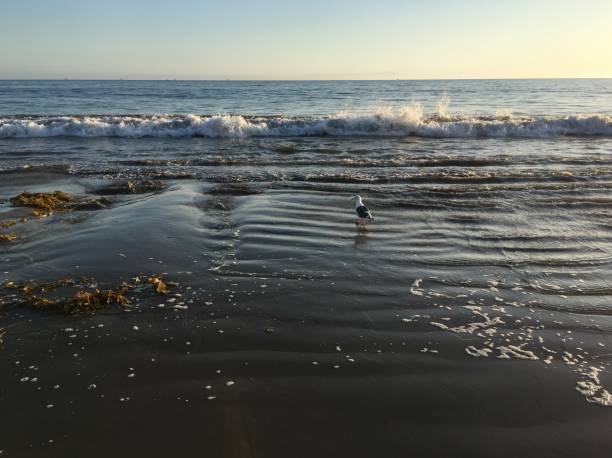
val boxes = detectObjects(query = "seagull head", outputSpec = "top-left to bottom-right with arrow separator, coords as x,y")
353,194 -> 363,208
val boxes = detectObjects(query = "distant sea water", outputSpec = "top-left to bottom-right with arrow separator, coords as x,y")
1,79 -> 612,138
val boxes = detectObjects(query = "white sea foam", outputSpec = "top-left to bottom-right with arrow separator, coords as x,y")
465,346 -> 492,358
576,366 -> 612,407
496,344 -> 539,361
1,109 -> 612,139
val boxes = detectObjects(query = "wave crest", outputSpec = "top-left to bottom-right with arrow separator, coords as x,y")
1,109 -> 612,139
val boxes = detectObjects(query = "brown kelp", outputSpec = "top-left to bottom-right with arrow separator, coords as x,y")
10,191 -> 74,210
10,191 -> 111,216
148,276 -> 169,294
1,275 -> 172,315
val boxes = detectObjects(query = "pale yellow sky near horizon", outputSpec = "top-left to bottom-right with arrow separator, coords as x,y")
1,0 -> 611,80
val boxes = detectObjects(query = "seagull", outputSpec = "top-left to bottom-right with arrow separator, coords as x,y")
353,194 -> 373,226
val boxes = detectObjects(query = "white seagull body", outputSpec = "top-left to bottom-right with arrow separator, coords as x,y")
354,195 -> 373,226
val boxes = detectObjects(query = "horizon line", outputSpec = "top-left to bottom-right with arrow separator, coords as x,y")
1,76 -> 611,82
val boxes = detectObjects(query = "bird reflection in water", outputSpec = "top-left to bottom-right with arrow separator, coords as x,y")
354,227 -> 369,247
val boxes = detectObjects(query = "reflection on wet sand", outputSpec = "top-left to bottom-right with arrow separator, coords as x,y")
353,229 -> 369,248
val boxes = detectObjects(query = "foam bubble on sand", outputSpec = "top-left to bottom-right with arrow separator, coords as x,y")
496,344 -> 539,361
562,351 -> 578,366
430,311 -> 504,335
465,346 -> 492,358
429,322 -> 449,331
464,305 -> 482,312
576,367 -> 612,406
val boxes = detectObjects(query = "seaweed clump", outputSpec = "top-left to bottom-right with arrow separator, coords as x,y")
1,220 -> 19,229
1,218 -> 28,242
3,277 -> 131,314
10,191 -> 74,210
2,275 -> 173,315
10,190 -> 110,216
4,278 -> 75,295
27,289 -> 129,314
148,276 -> 168,294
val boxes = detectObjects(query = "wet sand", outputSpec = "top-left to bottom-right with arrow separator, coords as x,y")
2,172 -> 612,457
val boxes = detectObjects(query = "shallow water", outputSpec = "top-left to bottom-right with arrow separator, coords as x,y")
1,80 -> 612,457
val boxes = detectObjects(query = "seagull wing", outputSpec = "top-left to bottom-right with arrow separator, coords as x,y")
356,205 -> 372,219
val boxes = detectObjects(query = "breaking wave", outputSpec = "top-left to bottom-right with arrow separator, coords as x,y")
2,109 -> 612,139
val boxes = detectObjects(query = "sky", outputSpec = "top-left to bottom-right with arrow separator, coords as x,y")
1,0 -> 611,80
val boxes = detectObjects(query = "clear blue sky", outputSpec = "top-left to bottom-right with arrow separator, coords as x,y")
1,0 -> 611,79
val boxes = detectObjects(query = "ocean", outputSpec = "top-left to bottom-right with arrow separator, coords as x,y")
1,79 -> 612,457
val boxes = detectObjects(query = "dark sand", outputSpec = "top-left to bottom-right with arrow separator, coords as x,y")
2,173 -> 612,457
